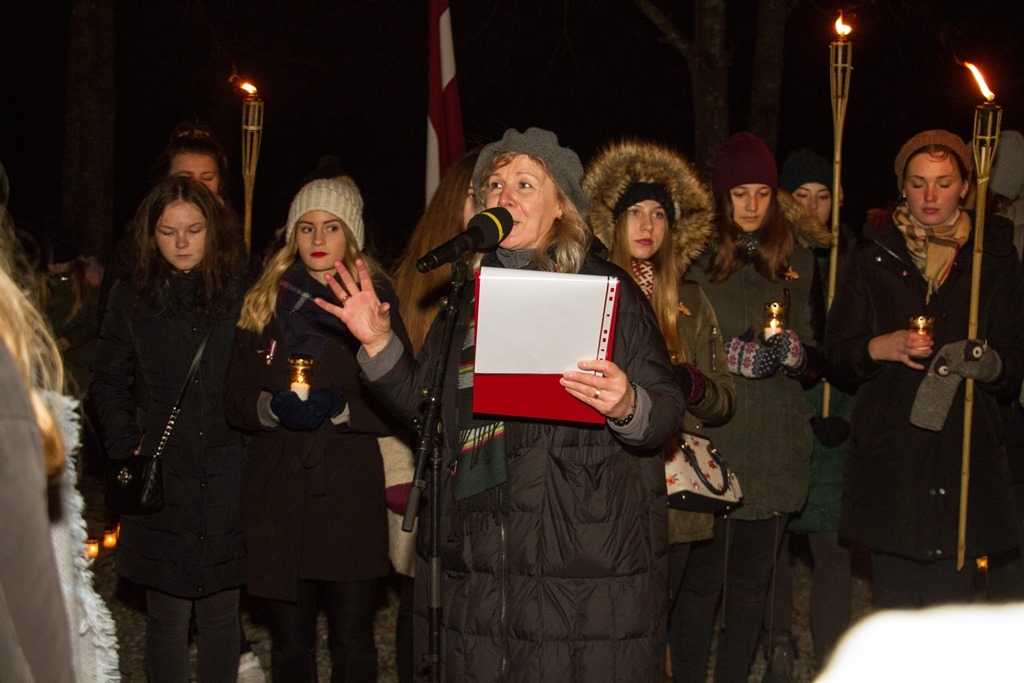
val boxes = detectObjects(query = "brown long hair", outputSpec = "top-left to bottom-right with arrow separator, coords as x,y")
391,149 -> 480,353
132,176 -> 247,314
706,189 -> 793,283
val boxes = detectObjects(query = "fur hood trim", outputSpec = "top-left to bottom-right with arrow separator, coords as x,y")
583,139 -> 715,272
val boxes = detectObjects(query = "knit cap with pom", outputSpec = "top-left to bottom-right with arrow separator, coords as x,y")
712,132 -> 778,197
286,178 -> 365,248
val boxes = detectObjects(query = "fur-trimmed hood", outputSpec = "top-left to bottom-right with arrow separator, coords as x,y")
583,139 -> 715,273
778,189 -> 833,249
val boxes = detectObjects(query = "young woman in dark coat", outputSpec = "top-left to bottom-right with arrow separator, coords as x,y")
90,176 -> 250,682
826,129 -> 1024,608
225,178 -> 410,682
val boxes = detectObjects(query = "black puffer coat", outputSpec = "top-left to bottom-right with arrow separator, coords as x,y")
364,249 -> 685,682
91,275 -> 247,597
826,216 -> 1024,561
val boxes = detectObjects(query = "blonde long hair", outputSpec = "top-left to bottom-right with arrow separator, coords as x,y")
237,220 -> 385,333
0,208 -> 65,477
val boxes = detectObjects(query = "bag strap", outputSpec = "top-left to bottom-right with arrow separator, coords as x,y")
680,433 -> 731,496
149,326 -> 216,461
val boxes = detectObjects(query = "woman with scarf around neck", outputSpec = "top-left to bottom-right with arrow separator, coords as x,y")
583,139 -> 736,682
826,130 -> 1024,608
225,178 -> 410,682
675,132 -> 829,683
316,127 -> 685,682
91,176 -> 250,682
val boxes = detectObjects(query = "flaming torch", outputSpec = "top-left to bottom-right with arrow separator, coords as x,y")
957,62 -> 1002,570
238,80 -> 263,255
822,12 -> 852,418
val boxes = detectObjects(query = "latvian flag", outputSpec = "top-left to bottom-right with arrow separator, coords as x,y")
426,0 -> 465,204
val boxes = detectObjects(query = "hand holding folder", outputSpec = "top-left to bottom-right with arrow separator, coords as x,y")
473,267 -> 620,424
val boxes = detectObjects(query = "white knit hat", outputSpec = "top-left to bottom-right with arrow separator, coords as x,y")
991,130 -> 1024,201
286,178 -> 365,248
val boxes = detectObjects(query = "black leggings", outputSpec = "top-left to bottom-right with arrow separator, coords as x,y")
264,578 -> 379,683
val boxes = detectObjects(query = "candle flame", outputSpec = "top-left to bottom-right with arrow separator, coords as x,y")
964,62 -> 995,102
240,82 -> 258,96
835,13 -> 851,37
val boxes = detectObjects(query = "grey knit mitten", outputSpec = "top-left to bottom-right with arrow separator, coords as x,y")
910,340 -> 1001,431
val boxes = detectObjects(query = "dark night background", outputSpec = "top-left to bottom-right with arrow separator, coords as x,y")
2,1 -> 1022,266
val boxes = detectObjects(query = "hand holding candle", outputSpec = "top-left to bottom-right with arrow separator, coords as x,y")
763,301 -> 787,339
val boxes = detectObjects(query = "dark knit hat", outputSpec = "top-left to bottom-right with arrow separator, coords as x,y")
894,129 -> 973,189
779,148 -> 833,193
612,182 -> 676,228
712,132 -> 778,197
473,127 -> 589,214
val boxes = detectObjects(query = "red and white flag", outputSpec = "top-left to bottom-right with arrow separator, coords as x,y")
426,0 -> 465,204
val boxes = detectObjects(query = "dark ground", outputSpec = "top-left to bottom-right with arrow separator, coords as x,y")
78,466 -> 874,682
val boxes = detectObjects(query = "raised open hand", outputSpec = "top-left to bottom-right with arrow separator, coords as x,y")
314,259 -> 393,356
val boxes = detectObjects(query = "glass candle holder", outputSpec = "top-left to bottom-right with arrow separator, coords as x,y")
85,537 -> 100,559
909,315 -> 934,336
288,354 -> 314,401
102,527 -> 118,549
764,301 -> 787,339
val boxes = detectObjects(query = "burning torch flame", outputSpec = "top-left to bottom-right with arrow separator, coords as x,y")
240,82 -> 258,97
835,13 -> 851,38
964,62 -> 995,102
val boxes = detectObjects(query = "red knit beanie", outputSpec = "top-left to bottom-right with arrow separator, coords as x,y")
711,132 -> 778,197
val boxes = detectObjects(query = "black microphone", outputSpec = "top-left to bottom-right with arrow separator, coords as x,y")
415,207 -> 514,273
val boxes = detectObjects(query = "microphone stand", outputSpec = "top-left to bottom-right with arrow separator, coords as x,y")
402,258 -> 470,683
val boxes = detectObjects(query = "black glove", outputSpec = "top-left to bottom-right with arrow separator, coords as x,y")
271,389 -> 346,431
811,415 -> 850,447
673,363 -> 707,405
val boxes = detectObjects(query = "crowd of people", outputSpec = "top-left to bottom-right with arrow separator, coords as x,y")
1,117 -> 1022,683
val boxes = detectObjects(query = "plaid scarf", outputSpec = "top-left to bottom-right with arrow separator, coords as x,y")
454,313 -> 508,503
274,264 -> 346,358
892,206 -> 971,304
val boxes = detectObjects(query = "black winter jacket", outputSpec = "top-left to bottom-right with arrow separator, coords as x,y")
826,216 -> 1024,561
91,275 -> 247,597
362,249 -> 685,682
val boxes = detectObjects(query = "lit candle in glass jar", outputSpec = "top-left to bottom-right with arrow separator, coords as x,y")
102,527 -> 118,548
85,537 -> 100,559
288,354 -> 314,401
764,301 -> 786,339
909,315 -> 934,335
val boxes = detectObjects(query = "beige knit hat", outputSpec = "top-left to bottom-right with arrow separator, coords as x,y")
286,178 -> 365,248
894,130 -> 973,189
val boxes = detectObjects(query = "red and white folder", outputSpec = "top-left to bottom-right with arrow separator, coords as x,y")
472,267 -> 619,424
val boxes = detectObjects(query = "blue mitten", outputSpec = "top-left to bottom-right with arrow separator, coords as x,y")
726,337 -> 779,379
271,389 -> 345,430
764,329 -> 807,374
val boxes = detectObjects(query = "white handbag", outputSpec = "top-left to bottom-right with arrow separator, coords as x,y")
665,431 -> 743,513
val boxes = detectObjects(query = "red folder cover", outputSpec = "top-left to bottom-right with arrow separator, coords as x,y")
472,268 -> 619,424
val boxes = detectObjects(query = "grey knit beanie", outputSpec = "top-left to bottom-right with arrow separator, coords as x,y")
286,178 -> 365,248
991,130 -> 1024,201
473,127 -> 590,215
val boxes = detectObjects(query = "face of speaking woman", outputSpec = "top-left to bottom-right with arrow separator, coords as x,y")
481,154 -> 563,251
901,151 -> 969,228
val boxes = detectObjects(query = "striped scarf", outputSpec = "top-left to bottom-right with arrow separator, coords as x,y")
892,206 -> 971,304
454,313 -> 507,502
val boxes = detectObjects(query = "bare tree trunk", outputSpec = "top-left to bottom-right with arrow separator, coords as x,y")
748,0 -> 795,153
691,0 -> 729,173
631,0 -> 728,174
63,0 -> 116,260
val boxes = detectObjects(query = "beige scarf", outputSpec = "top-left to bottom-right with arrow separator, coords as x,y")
892,205 -> 972,303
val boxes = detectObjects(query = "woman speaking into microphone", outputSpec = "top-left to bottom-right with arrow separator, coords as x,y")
318,127 -> 684,681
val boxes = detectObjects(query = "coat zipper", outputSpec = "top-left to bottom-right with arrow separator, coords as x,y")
499,506 -> 509,678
